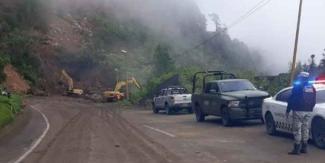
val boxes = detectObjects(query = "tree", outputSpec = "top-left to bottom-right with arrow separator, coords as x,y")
209,13 -> 227,32
209,13 -> 220,30
153,44 -> 175,75
319,49 -> 325,74
308,54 -> 318,78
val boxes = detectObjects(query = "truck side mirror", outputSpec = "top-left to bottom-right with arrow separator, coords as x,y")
209,89 -> 218,94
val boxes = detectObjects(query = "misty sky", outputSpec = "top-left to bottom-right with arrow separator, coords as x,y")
194,0 -> 325,74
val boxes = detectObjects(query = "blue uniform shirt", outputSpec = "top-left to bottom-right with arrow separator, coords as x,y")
286,83 -> 316,113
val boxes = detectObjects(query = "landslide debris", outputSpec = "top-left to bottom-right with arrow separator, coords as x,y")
3,64 -> 30,94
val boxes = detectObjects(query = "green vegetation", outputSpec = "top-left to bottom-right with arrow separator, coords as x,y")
2,30 -> 41,85
129,67 -> 201,103
253,74 -> 289,96
129,68 -> 292,104
0,0 -> 43,85
16,0 -> 48,31
0,95 -> 22,128
153,44 -> 175,75
0,54 -> 10,82
0,30 -> 41,85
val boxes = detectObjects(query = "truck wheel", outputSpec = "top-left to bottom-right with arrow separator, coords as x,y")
152,103 -> 159,114
194,105 -> 205,122
265,113 -> 277,135
312,118 -> 325,149
221,108 -> 232,127
165,104 -> 172,115
187,107 -> 193,114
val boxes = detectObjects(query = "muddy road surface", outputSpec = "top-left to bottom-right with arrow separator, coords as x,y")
4,96 -> 324,163
22,97 -> 179,163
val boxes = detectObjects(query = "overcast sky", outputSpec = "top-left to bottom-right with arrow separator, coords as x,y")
194,0 -> 325,74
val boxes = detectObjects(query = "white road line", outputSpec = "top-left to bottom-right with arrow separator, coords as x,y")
12,105 -> 50,163
144,125 -> 176,138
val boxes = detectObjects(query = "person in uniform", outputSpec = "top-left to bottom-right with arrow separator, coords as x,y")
286,72 -> 316,155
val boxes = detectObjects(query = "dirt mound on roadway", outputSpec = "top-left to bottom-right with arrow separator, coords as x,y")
4,64 -> 30,93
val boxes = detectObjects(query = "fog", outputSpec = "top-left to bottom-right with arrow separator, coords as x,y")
195,0 -> 325,74
44,0 -> 276,73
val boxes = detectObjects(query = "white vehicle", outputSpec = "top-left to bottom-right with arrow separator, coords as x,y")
152,86 -> 192,115
262,84 -> 325,149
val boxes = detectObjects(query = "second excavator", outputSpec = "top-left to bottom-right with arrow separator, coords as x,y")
103,77 -> 141,102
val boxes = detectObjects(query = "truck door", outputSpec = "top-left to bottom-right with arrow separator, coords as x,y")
272,88 -> 293,132
155,90 -> 165,108
206,83 -> 222,115
202,83 -> 221,115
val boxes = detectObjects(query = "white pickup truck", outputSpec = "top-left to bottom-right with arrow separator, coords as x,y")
152,86 -> 192,115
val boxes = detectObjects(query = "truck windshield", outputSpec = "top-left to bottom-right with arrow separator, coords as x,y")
219,80 -> 256,92
170,88 -> 187,95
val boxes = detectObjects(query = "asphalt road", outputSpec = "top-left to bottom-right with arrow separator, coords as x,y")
2,96 -> 324,163
124,110 -> 325,163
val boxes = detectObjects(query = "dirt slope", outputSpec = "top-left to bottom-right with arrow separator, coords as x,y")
3,64 -> 30,93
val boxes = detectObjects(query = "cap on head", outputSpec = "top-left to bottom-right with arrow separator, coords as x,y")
298,72 -> 310,78
294,72 -> 310,86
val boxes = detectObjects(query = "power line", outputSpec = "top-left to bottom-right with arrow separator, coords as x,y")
179,0 -> 272,56
228,0 -> 271,28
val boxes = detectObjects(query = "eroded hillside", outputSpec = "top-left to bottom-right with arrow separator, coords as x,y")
0,0 -> 265,94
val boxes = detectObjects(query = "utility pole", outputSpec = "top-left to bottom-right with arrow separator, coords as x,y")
289,0 -> 303,85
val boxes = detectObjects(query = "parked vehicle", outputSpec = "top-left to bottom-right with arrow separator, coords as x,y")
191,71 -> 269,126
152,86 -> 192,115
263,84 -> 325,149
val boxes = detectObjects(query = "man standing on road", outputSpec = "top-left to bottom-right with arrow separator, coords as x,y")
286,72 -> 316,155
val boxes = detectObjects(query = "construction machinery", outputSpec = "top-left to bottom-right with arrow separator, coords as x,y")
103,77 -> 141,102
60,69 -> 84,96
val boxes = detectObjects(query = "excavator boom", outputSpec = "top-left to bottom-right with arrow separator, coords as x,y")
60,69 -> 83,96
104,77 -> 141,102
114,81 -> 127,92
61,70 -> 74,91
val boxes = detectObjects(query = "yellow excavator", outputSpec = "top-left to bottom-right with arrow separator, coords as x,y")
60,69 -> 84,96
103,77 -> 141,102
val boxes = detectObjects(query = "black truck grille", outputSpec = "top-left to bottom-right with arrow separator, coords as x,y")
245,98 -> 263,108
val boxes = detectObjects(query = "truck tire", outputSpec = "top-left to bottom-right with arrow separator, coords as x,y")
221,108 -> 232,127
152,103 -> 159,114
312,118 -> 325,149
194,105 -> 205,122
165,104 -> 172,115
265,113 -> 277,135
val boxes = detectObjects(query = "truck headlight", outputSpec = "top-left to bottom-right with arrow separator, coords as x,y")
228,101 -> 240,108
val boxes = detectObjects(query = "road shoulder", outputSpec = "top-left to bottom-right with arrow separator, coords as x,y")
0,106 -> 46,163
